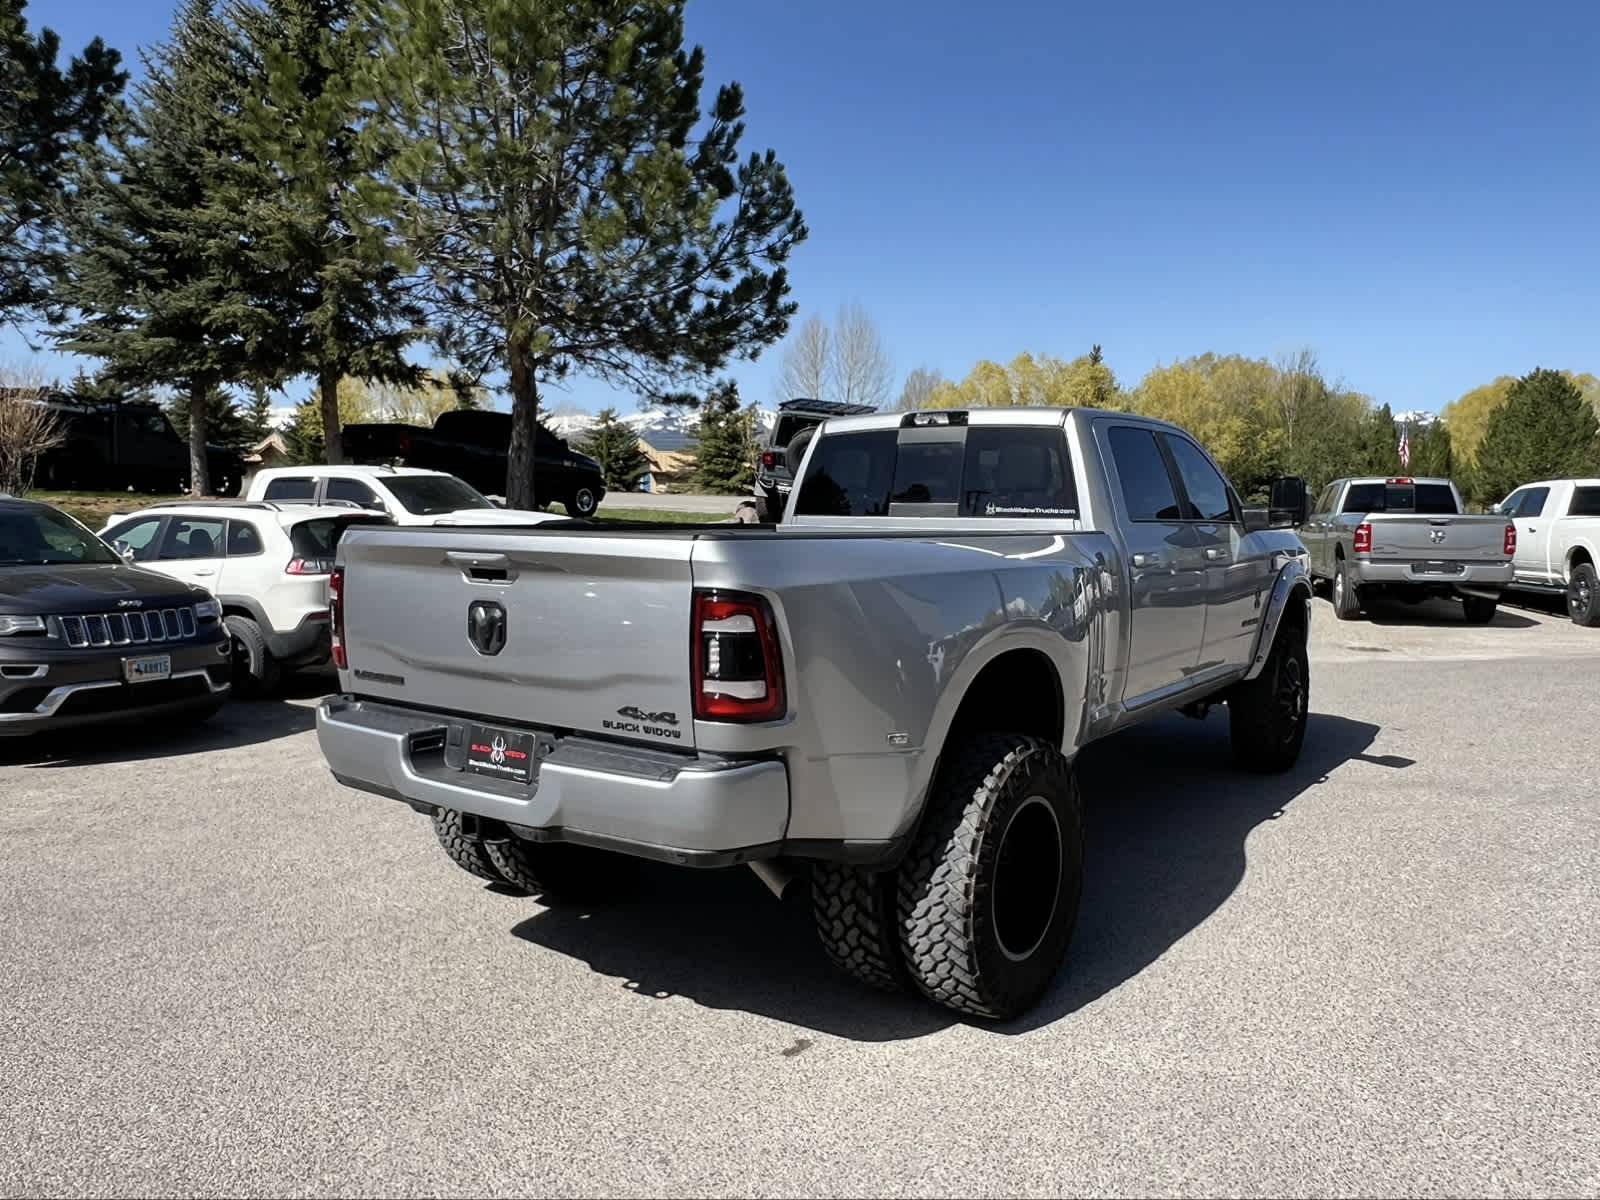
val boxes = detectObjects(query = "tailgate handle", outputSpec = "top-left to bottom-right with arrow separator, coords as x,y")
446,550 -> 517,584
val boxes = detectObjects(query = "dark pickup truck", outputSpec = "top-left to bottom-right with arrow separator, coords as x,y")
342,409 -> 608,517
24,391 -> 246,497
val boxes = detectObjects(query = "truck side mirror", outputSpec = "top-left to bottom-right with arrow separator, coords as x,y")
1269,476 -> 1310,527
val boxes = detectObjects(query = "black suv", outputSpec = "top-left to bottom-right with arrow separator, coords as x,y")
753,398 -> 878,521
0,496 -> 232,737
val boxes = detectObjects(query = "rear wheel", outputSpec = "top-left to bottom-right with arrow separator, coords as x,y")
895,733 -> 1083,1022
811,862 -> 905,993
1567,562 -> 1600,626
483,836 -> 639,902
563,485 -> 599,518
1461,594 -> 1498,624
225,614 -> 280,697
1332,557 -> 1362,620
431,808 -> 512,885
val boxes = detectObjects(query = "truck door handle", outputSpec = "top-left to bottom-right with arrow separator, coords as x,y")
1131,552 -> 1161,568
193,569 -> 215,576
446,550 -> 518,583
1203,547 -> 1225,560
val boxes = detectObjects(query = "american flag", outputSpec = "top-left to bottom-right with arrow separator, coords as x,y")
1398,425 -> 1411,469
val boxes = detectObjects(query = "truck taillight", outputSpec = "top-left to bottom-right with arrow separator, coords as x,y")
1353,522 -> 1372,554
760,450 -> 775,468
1504,523 -> 1516,556
691,588 -> 785,723
329,565 -> 347,669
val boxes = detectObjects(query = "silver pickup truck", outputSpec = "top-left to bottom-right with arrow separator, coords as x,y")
315,406 -> 1315,1022
1298,475 -> 1515,622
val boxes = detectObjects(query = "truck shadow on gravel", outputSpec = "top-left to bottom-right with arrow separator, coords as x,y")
1319,594 -> 1540,629
5,672 -> 328,768
509,708 -> 1398,1041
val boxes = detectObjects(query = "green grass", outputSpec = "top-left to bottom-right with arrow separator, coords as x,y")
29,491 -> 183,530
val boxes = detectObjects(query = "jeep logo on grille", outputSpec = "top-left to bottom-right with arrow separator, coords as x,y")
467,600 -> 507,656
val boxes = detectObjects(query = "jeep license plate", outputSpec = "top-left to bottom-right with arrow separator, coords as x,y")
464,723 -> 537,783
123,653 -> 172,683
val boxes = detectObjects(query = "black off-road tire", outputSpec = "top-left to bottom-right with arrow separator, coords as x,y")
784,426 -> 816,474
1567,562 -> 1600,627
754,494 -> 777,523
225,614 -> 280,697
431,808 -> 513,885
1228,615 -> 1310,774
1461,594 -> 1498,624
895,733 -> 1084,1022
483,836 -> 639,902
1332,556 -> 1362,621
811,862 -> 906,993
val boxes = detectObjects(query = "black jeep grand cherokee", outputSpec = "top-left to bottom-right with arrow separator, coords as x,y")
0,497 -> 232,737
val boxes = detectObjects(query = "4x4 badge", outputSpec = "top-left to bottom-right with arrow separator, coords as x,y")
617,706 -> 678,725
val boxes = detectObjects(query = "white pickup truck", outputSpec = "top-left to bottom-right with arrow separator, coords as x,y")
1493,477 -> 1600,626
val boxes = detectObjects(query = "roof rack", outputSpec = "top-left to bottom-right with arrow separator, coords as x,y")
133,499 -> 287,511
777,397 -> 880,417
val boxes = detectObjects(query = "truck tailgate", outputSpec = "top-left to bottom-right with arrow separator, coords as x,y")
1367,515 -> 1508,561
338,527 -> 698,747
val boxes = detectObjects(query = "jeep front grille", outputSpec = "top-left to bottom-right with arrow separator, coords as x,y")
48,607 -> 197,648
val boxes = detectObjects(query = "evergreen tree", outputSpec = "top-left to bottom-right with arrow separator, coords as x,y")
48,0 -> 266,494
228,0 -> 425,464
1474,367 -> 1600,504
691,379 -> 758,494
165,383 -> 252,453
574,408 -> 649,492
1357,402 -> 1400,475
1,0 -> 126,328
1406,418 -> 1454,479
241,382 -> 275,446
281,398 -> 325,465
361,0 -> 807,509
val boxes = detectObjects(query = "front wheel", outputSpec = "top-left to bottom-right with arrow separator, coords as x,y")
1567,563 -> 1600,627
563,484 -> 600,518
1461,594 -> 1498,624
1228,617 -> 1310,773
895,733 -> 1084,1022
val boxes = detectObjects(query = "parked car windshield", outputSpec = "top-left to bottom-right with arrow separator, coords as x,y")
0,506 -> 121,566
382,475 -> 496,514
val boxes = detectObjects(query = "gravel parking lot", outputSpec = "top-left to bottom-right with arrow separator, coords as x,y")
3,591 -> 1598,1198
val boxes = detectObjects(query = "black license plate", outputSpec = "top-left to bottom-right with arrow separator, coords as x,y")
463,723 -> 538,783
1413,560 -> 1461,575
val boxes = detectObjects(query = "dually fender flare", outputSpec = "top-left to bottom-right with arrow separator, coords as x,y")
1241,555 -> 1314,683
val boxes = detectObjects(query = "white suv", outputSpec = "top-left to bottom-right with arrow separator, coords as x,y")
98,501 -> 390,695
243,465 -> 564,526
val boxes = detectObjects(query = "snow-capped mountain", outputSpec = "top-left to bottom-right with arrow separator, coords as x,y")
546,405 -> 778,450
1393,409 -> 1440,429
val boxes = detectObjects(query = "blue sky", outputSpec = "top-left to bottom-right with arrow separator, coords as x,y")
7,0 -> 1598,418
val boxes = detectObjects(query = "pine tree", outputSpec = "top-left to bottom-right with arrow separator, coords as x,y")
574,408 -> 648,492
1,0 -> 126,328
691,379 -> 758,494
1474,367 -> 1600,503
241,382 -> 274,446
49,0 -> 266,494
281,398 -> 325,465
361,0 -> 807,509
228,0 -> 424,464
165,383 -> 251,453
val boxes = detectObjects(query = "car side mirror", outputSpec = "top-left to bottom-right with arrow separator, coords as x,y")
116,541 -> 135,561
1268,476 -> 1310,527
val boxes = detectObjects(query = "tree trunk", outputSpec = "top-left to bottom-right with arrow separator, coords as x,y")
188,379 -> 211,496
506,340 -> 539,509
320,366 -> 344,464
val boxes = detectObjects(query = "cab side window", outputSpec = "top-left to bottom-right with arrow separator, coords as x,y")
1106,426 -> 1182,522
263,476 -> 316,502
1161,434 -> 1236,522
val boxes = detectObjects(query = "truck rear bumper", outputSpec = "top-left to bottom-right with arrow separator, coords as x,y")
1352,558 -> 1513,592
315,695 -> 791,866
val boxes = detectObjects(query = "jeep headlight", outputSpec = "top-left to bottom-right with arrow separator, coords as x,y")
0,615 -> 46,636
193,599 -> 221,622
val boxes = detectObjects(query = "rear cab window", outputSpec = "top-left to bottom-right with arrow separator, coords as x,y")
1567,487 -> 1600,518
793,422 -> 1078,519
1342,481 -> 1459,515
263,476 -> 316,502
